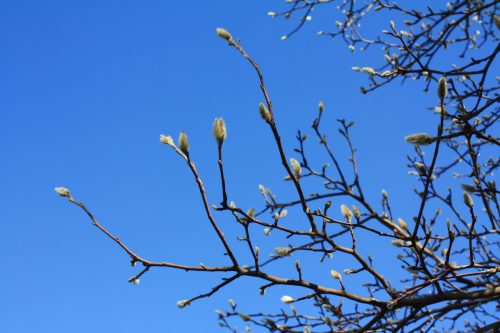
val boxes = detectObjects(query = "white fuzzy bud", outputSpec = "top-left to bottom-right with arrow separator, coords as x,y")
54,187 -> 71,197
259,103 -> 272,122
212,118 -> 227,145
280,295 -> 294,303
177,299 -> 190,309
160,134 -> 174,146
290,158 -> 302,177
340,204 -> 352,220
275,247 -> 291,256
463,191 -> 474,208
330,269 -> 341,279
437,77 -> 448,102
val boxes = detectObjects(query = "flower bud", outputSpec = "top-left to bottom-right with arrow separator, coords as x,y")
397,218 -> 408,230
330,269 -> 341,279
239,313 -> 251,321
495,15 -> 500,30
340,204 -> 352,220
177,299 -> 190,309
362,67 -> 376,76
275,247 -> 291,256
212,118 -> 227,145
391,240 -> 405,247
259,103 -> 272,122
54,187 -> 71,197
160,134 -> 174,146
290,158 -> 302,177
216,27 -> 233,43
178,131 -> 189,155
461,184 -> 476,194
437,77 -> 448,102
463,191 -> 474,208
318,101 -> 325,112
280,295 -> 294,303
404,133 -> 435,146
414,162 -> 426,176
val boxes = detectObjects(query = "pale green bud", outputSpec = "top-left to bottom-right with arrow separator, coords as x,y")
461,184 -> 476,194
160,134 -> 174,146
463,191 -> 474,208
54,187 -> 71,197
178,131 -> 189,155
362,67 -> 376,76
212,118 -> 227,145
404,133 -> 435,146
437,77 -> 448,102
495,15 -> 500,30
290,158 -> 302,177
352,205 -> 361,219
216,27 -> 233,43
259,103 -> 272,122
340,204 -> 352,220
303,326 -> 311,333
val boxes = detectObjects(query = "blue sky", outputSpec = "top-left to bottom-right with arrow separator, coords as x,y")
1,1 -> 452,332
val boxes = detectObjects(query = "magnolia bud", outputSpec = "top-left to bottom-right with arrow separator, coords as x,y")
54,187 -> 71,197
216,27 -> 233,43
391,240 -> 405,247
463,191 -> 474,208
259,103 -> 272,122
280,295 -> 294,303
303,326 -> 311,333
414,162 -> 426,176
212,118 -> 227,145
437,77 -> 448,102
318,101 -> 325,112
397,218 -> 408,230
178,131 -> 189,155
340,204 -> 352,220
461,184 -> 476,194
330,269 -> 341,279
275,247 -> 291,256
290,158 -> 302,177
404,133 -> 435,146
177,299 -> 190,309
495,15 -> 500,30
160,134 -> 174,146
239,313 -> 251,321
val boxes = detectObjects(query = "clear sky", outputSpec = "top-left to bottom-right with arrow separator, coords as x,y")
1,1 -> 451,332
